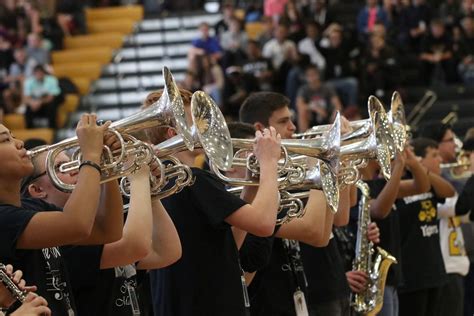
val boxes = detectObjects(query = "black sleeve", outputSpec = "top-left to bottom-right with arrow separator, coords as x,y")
189,169 -> 247,228
240,234 -> 275,273
21,197 -> 63,212
0,205 -> 37,259
61,245 -> 104,292
456,175 -> 474,217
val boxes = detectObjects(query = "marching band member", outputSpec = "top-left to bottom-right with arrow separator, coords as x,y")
238,91 -> 353,316
143,89 -> 282,316
420,122 -> 473,316
361,146 -> 430,316
22,138 -> 181,315
0,115 -> 118,315
396,138 -> 455,316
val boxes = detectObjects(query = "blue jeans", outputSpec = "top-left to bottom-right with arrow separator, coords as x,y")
378,285 -> 399,316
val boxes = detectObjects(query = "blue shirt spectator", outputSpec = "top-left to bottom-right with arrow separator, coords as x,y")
24,72 -> 60,99
357,0 -> 389,39
189,22 -> 222,62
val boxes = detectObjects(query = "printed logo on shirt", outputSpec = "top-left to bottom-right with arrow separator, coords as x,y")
114,265 -> 140,315
448,217 -> 466,256
418,200 -> 436,222
42,247 -> 75,315
420,224 -> 439,237
403,192 -> 434,204
417,200 -> 439,238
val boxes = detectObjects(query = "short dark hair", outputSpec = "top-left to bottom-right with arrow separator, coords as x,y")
417,121 -> 452,143
227,122 -> 255,139
33,64 -> 46,74
411,137 -> 439,158
239,92 -> 290,126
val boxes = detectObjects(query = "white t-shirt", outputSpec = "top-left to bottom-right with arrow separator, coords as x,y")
298,37 -> 326,71
262,39 -> 296,69
437,195 -> 470,276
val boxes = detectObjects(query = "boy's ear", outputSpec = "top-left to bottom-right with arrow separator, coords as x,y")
254,122 -> 266,132
166,127 -> 178,139
28,183 -> 46,199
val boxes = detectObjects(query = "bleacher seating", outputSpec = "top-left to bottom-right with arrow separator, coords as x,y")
52,47 -> 113,65
64,33 -> 124,50
4,114 -> 26,130
85,5 -> 144,23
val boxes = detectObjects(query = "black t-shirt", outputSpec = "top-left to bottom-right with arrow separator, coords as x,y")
239,234 -> 275,274
63,245 -> 142,316
0,198 -> 77,315
397,189 -> 447,292
369,179 -> 403,287
246,238 -> 299,316
300,237 -> 351,305
149,168 -> 247,316
420,33 -> 453,55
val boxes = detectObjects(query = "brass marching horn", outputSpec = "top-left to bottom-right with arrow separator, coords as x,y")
387,91 -> 407,152
27,67 -> 194,192
294,96 -> 397,159
212,112 -> 342,187
227,186 -> 309,225
121,91 -> 234,198
336,96 -> 394,181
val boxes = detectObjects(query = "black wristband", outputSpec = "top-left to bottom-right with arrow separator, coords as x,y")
79,160 -> 101,174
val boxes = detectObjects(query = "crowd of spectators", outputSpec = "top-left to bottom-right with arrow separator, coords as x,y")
0,0 -> 115,128
184,0 -> 474,132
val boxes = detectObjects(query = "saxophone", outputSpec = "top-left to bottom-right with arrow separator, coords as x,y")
0,263 -> 27,303
352,180 -> 397,316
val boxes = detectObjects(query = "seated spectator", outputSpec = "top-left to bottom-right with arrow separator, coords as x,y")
23,64 -> 61,128
419,19 -> 458,85
458,16 -> 474,83
264,0 -> 288,24
220,17 -> 248,69
56,0 -> 86,36
356,0 -> 390,41
214,3 -> 234,40
361,34 -> 398,99
458,0 -> 474,23
245,3 -> 263,22
296,65 -> 342,132
397,0 -> 432,52
439,0 -> 461,28
262,23 -> 297,91
26,33 -> 51,69
241,40 -> 274,91
298,21 -> 326,71
0,33 -> 13,71
188,22 -> 222,64
222,66 -> 259,120
320,27 -> 359,109
302,0 -> 334,28
194,54 -> 224,106
281,0 -> 305,42
2,48 -> 29,114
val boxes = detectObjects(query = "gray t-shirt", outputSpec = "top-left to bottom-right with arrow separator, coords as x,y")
297,83 -> 336,125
